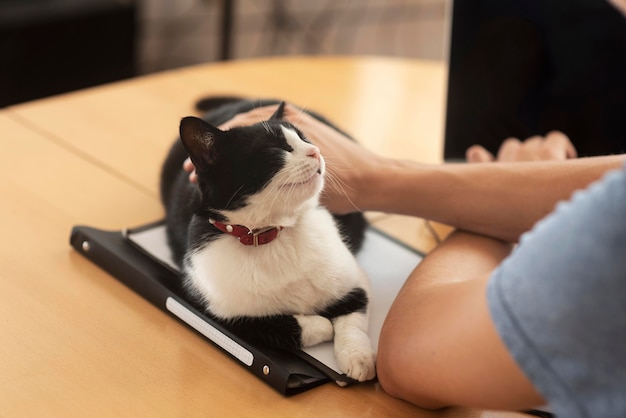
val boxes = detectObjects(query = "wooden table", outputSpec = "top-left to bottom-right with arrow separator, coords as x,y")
1,56 -> 525,417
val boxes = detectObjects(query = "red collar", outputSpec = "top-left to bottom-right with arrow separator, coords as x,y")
209,219 -> 283,246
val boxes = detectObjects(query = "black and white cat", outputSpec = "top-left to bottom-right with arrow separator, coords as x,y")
160,99 -> 376,382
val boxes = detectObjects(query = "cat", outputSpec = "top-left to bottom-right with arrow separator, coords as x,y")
160,98 -> 376,382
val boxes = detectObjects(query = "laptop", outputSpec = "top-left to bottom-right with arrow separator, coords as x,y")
444,0 -> 626,161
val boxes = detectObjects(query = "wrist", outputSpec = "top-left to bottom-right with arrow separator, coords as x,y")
356,156 -> 419,212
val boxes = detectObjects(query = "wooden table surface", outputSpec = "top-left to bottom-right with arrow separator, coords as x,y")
1,56 -> 526,417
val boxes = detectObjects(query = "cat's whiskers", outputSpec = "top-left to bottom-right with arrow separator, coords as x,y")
224,184 -> 245,209
249,175 -> 295,226
273,168 -> 303,212
261,120 -> 271,134
293,105 -> 308,128
263,165 -> 315,223
321,158 -> 362,213
249,99 -> 272,134
259,183 -> 284,222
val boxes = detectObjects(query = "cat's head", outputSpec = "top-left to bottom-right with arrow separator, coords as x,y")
180,103 -> 325,227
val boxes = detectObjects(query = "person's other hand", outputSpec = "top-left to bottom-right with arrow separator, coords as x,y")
465,131 -> 577,163
608,0 -> 626,16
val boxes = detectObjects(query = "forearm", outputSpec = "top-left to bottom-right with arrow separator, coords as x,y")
359,155 -> 624,242
214,104 -> 624,241
377,231 -> 543,409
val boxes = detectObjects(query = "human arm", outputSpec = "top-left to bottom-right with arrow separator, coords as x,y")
293,108 -> 621,242
378,163 -> 626,414
366,154 -> 621,242
186,104 -> 624,242
376,230 -> 544,410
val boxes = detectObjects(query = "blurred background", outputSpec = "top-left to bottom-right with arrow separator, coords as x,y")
0,0 -> 447,107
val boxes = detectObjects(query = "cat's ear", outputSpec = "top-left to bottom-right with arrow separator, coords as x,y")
179,116 -> 223,170
269,101 -> 286,120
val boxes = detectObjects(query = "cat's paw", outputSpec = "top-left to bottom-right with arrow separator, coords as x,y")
334,312 -> 376,382
294,314 -> 334,347
337,346 -> 376,382
333,324 -> 376,381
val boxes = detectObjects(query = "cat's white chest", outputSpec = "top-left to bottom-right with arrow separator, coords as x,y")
185,209 -> 365,318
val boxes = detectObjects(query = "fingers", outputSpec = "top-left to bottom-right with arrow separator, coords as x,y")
183,157 -> 198,183
496,137 -> 525,161
545,130 -> 578,159
467,131 -> 578,163
466,145 -> 495,163
504,131 -> 576,161
218,103 -> 299,130
183,157 -> 194,173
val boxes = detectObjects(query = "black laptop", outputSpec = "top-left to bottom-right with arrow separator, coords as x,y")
444,0 -> 626,161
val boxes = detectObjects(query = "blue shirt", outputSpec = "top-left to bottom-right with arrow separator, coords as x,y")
488,163 -> 626,417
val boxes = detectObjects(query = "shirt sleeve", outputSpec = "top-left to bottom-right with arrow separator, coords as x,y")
487,163 -> 626,418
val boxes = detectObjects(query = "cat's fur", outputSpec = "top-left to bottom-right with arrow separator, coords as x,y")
160,99 -> 375,381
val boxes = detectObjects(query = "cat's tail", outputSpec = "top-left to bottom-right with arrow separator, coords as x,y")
195,96 -> 243,113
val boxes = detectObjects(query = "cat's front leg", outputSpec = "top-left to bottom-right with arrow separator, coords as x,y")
294,314 -> 334,347
332,311 -> 376,382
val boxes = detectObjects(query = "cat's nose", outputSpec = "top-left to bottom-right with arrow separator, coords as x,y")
307,147 -> 321,161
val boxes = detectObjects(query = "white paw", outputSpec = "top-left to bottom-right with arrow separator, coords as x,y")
295,314 -> 334,347
332,312 -> 376,381
337,346 -> 376,382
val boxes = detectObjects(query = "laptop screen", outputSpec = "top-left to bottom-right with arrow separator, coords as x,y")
444,0 -> 626,160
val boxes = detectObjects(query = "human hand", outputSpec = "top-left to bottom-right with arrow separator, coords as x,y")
183,104 -> 385,214
608,0 -> 626,16
465,131 -> 577,163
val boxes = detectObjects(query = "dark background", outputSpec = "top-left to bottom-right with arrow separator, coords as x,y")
444,0 -> 626,159
0,0 -> 445,108
0,0 -> 137,107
